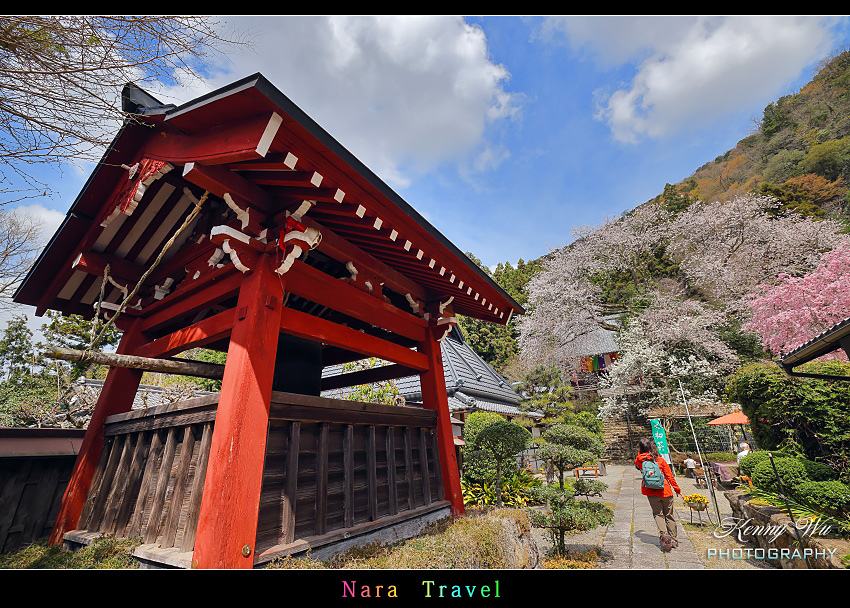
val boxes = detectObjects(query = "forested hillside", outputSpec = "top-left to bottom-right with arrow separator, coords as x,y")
463,48 -> 850,416
654,49 -> 850,220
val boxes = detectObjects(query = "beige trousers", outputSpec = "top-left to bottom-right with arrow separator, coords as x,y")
647,495 -> 677,540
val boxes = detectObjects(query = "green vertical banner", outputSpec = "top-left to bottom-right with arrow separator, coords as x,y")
650,419 -> 671,465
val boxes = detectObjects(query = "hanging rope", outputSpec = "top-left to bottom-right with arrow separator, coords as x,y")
87,189 -> 210,352
89,262 -> 111,348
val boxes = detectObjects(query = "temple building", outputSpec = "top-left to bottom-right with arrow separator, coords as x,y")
13,73 -> 523,568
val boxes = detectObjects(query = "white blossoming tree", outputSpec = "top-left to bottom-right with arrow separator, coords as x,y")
518,203 -> 672,366
520,193 -> 847,375
597,290 -> 735,426
666,194 -> 847,314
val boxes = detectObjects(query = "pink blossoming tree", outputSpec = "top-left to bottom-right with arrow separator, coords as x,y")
746,241 -> 850,359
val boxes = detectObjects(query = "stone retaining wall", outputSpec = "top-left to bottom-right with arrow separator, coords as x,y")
602,418 -> 650,463
724,490 -> 849,569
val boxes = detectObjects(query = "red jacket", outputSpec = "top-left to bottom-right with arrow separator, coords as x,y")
635,452 -> 681,498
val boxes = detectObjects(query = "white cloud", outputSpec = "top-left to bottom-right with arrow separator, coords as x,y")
11,203 -> 65,245
541,15 -> 693,66
543,16 -> 842,143
187,16 -> 523,188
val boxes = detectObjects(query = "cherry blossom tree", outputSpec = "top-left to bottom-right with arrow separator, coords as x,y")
518,203 -> 671,365
745,241 -> 850,358
519,191 -> 848,412
666,194 -> 847,315
598,288 -> 737,420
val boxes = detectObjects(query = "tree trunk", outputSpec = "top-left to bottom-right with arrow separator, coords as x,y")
495,462 -> 503,508
44,347 -> 224,379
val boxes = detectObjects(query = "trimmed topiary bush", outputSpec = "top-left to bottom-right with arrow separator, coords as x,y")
461,411 -> 518,483
572,478 -> 607,502
794,480 -> 850,518
799,459 -> 838,482
738,450 -> 790,478
751,457 -> 808,492
473,420 -> 532,507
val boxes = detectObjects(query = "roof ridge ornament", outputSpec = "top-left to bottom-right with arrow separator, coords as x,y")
101,159 -> 173,228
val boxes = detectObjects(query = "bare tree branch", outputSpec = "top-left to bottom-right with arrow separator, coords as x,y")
0,16 -> 251,201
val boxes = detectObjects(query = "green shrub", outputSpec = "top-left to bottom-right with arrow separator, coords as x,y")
724,361 -> 850,474
794,481 -> 850,518
473,420 -> 532,507
738,450 -> 790,478
800,459 -> 838,482
703,452 -> 736,462
565,411 -> 604,435
461,471 -> 542,508
572,478 -> 607,501
528,485 -> 613,555
762,149 -> 805,184
461,412 -> 517,483
537,422 -> 605,489
799,136 -> 850,180
752,457 -> 808,492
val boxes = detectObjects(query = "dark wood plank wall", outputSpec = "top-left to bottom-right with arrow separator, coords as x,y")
79,396 -> 217,553
257,392 -> 444,555
74,391 -> 444,558
0,456 -> 75,553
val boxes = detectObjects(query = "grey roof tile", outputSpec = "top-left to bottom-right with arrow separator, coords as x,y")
321,326 -> 522,409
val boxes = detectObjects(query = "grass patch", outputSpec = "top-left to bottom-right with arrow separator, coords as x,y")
542,548 -> 599,569
0,536 -> 142,569
268,509 -> 534,570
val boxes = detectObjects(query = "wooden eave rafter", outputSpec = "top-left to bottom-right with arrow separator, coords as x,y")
15,73 -> 522,329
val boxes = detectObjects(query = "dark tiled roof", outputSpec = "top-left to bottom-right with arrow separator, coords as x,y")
558,318 -> 619,357
780,315 -> 850,368
72,378 -> 216,410
322,326 -> 524,415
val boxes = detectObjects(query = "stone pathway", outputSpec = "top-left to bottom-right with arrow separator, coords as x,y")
532,463 -> 776,569
534,463 -> 738,568
599,464 -> 705,569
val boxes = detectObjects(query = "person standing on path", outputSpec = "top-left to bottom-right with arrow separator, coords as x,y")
635,437 -> 681,551
683,454 -> 696,478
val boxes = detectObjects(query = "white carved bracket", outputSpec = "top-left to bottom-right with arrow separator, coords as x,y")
436,315 -> 458,342
346,261 -> 358,282
222,240 -> 251,273
438,296 -> 454,315
275,224 -> 322,276
405,293 -> 424,315
289,200 -> 316,222
154,277 -> 174,300
223,193 -> 251,230
210,224 -> 252,245
95,299 -> 142,313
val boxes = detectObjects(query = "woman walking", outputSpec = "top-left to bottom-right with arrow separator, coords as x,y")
635,437 -> 681,551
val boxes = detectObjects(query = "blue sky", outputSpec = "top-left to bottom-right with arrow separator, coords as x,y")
8,15 -> 850,324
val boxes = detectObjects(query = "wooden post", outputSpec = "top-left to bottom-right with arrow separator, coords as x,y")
192,252 -> 285,569
48,319 -> 146,545
418,322 -> 464,515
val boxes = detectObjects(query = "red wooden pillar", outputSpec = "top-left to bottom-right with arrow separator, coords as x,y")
49,319 -> 146,545
419,322 -> 464,515
192,252 -> 285,569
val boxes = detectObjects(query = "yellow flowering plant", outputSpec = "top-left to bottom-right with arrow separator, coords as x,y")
683,493 -> 708,505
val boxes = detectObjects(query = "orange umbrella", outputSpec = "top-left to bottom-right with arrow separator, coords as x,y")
707,409 -> 750,448
707,410 -> 749,426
